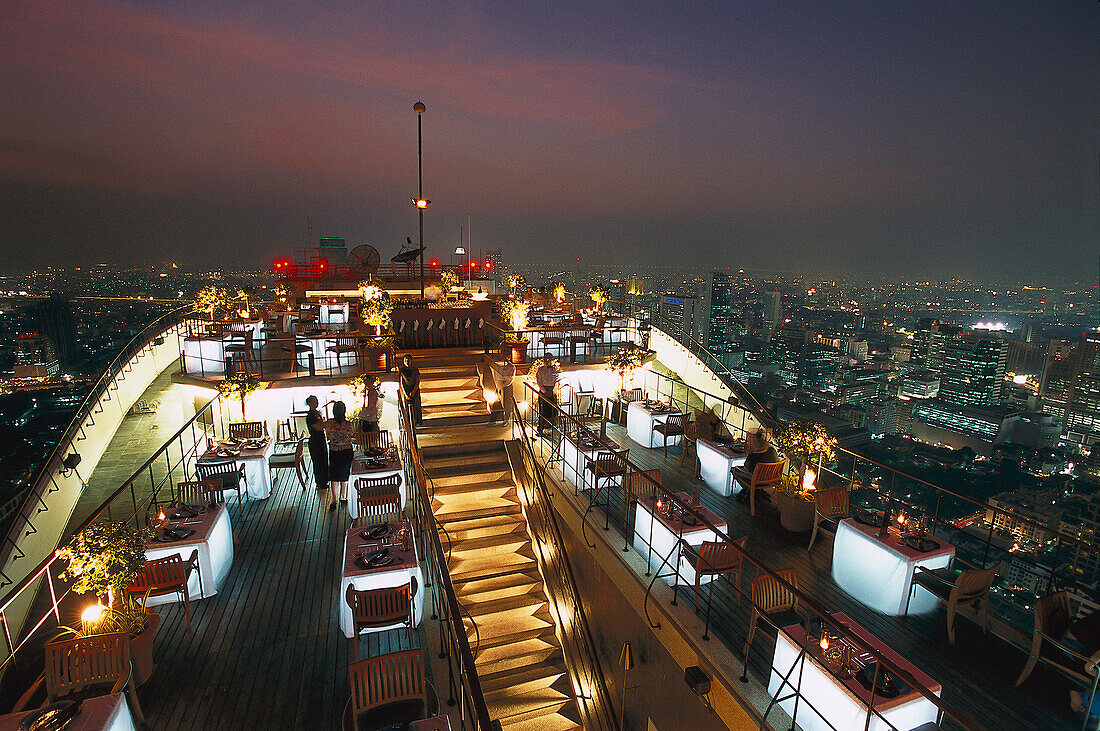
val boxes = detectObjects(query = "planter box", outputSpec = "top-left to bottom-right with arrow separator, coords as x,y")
776,493 -> 815,533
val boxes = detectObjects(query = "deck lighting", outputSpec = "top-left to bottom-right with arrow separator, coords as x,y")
413,198 -> 430,209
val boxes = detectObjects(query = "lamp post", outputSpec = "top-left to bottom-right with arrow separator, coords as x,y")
413,100 -> 428,299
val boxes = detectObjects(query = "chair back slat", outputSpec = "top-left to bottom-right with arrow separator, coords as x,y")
956,562 -> 1000,601
814,485 -> 849,517
753,460 -> 786,486
229,421 -> 265,440
355,474 -> 402,501
177,480 -> 222,506
196,460 -> 243,487
357,493 -> 403,525
698,537 -> 747,575
45,633 -> 130,700
750,568 -> 798,614
349,650 -> 426,716
362,430 -> 393,451
625,469 -> 662,503
346,582 -> 414,629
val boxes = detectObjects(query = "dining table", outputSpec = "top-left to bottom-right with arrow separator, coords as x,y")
339,522 -> 424,638
697,437 -> 747,497
768,612 -> 942,731
557,430 -> 622,492
626,400 -> 682,449
295,331 -> 359,371
632,491 -> 728,587
144,502 -> 234,604
198,437 -> 275,499
0,693 -> 137,731
831,517 -> 956,616
348,452 -> 406,519
318,301 -> 350,327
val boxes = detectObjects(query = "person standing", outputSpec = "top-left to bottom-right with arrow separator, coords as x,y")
304,395 -> 328,492
324,400 -> 357,511
533,358 -> 560,435
360,374 -> 381,432
399,354 -> 422,426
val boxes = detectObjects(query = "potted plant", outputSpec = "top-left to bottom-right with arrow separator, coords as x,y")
440,269 -> 460,291
773,420 -> 838,532
607,343 -> 647,421
218,372 -> 261,420
360,289 -> 395,335
54,521 -> 159,684
551,282 -> 567,305
235,287 -> 258,318
497,299 -> 531,363
589,285 -> 608,313
194,286 -> 232,322
507,273 -> 527,298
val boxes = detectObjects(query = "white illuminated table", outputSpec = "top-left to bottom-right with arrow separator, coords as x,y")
627,401 -> 682,449
295,333 -> 358,371
339,524 -> 424,638
223,317 -> 265,342
527,326 -> 569,358
558,431 -> 622,492
697,438 -> 747,497
182,335 -> 226,375
199,439 -> 275,499
832,519 -> 955,616
144,504 -> 234,605
0,693 -> 137,731
632,492 -> 728,586
349,452 -> 406,519
319,302 -> 350,326
768,612 -> 941,731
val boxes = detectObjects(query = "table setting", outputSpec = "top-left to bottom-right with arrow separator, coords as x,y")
142,502 -> 234,604
349,448 -> 406,518
697,436 -> 748,496
558,430 -> 621,492
339,522 -> 423,638
198,437 -> 274,499
626,400 -> 683,449
632,491 -> 727,586
0,693 -> 137,731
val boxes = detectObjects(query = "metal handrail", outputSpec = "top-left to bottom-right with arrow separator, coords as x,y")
521,379 -> 984,730
0,306 -> 198,568
396,394 -> 493,729
509,404 -> 620,729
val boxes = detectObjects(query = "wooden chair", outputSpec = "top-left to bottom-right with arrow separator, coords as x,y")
348,650 -> 428,729
583,450 -> 629,495
228,421 -> 265,440
355,473 -> 402,498
736,459 -> 786,516
567,329 -> 589,363
541,327 -> 565,358
281,335 -> 313,375
274,418 -> 298,444
679,419 -> 699,470
268,436 -> 306,489
909,561 -> 1001,644
126,550 -> 201,631
653,412 -> 685,458
362,430 -> 393,452
356,493 -> 403,528
623,468 -> 662,541
572,392 -> 599,427
743,569 -> 800,668
683,537 -> 748,609
619,387 -> 644,425
196,460 -> 246,504
176,479 -> 223,506
13,632 -> 145,725
1016,591 -> 1100,687
345,579 -> 418,649
587,316 -> 606,354
326,336 -> 358,373
223,331 -> 254,373
806,485 -> 850,553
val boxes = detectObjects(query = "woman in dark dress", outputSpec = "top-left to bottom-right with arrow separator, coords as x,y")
324,401 -> 357,511
399,354 -> 422,426
304,395 -> 328,491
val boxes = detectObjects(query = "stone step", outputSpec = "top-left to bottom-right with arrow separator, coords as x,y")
421,389 -> 484,407
448,548 -> 536,583
475,624 -> 558,652
440,513 -> 526,541
419,437 -> 505,459
455,573 -> 543,607
420,411 -> 494,428
500,702 -> 582,731
447,526 -> 530,556
483,674 -> 573,721
478,660 -> 567,694
434,501 -> 522,525
429,472 -> 514,496
463,590 -> 548,619
469,600 -> 554,644
422,452 -> 510,478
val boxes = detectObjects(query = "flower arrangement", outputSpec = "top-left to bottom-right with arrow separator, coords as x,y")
551,282 -> 567,303
360,291 -> 395,329
194,286 -> 232,320
217,372 -> 261,420
56,521 -> 149,608
440,269 -> 460,290
497,298 -> 531,342
589,285 -> 608,311
774,420 -> 838,498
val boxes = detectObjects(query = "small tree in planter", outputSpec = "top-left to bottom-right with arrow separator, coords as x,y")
607,343 -> 647,396
507,273 -> 527,297
218,372 -> 261,421
589,285 -> 608,312
360,291 -> 395,335
774,420 -> 838,486
551,282 -> 567,305
194,286 -> 232,321
235,287 -> 258,316
440,269 -> 460,291
496,299 -> 531,363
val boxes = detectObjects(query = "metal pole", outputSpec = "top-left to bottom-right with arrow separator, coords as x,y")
416,102 -> 426,299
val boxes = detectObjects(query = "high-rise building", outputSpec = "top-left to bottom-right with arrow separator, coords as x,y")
1021,321 -> 1042,344
701,271 -> 734,357
1063,334 -> 1100,448
30,294 -> 76,368
13,333 -> 59,380
763,288 -> 783,333
798,345 -> 839,392
657,294 -> 702,343
938,334 -> 1007,407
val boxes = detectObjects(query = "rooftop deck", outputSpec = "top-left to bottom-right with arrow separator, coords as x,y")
529,419 -> 1085,731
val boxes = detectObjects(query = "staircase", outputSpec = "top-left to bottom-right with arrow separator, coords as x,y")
412,348 -> 493,428
415,350 -> 580,730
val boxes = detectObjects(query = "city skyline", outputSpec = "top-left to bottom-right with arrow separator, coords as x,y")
1,1 -> 1097,281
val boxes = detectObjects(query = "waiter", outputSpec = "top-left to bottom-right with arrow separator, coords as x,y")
305,395 -> 328,491
533,358 -> 560,436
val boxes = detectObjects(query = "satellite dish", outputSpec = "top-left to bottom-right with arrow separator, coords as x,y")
347,245 -> 380,275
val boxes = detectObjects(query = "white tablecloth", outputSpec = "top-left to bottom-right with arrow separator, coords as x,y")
144,505 -> 234,605
697,438 -> 746,497
349,456 -> 406,520
0,693 -> 137,731
339,528 -> 424,638
182,336 -> 226,375
627,401 -> 682,449
198,440 -> 275,499
558,433 -> 622,493
295,335 -> 358,370
632,494 -> 727,586
768,616 -> 941,731
832,519 -> 955,616
224,318 -> 265,342
319,303 -> 350,326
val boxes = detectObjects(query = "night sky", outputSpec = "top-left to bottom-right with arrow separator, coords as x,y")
1,1 -> 1096,281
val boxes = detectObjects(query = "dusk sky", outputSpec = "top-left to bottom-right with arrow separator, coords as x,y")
2,1 -> 1096,281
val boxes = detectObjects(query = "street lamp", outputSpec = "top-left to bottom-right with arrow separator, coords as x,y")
413,100 -> 427,299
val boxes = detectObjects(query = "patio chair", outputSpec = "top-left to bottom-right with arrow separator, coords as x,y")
269,436 -> 306,489
196,460 -> 246,504
652,412 -> 685,458
623,469 -> 662,546
679,419 -> 699,470
348,650 -> 429,730
176,479 -> 223,506
355,493 -> 404,528
274,418 -> 299,444
806,485 -> 850,553
223,331 -> 255,374
583,449 -> 629,495
126,550 -> 201,631
743,569 -> 800,677
619,387 -> 644,424
567,329 -> 589,363
228,421 -> 265,440
541,327 -> 565,358
735,459 -> 786,516
909,561 -> 1001,644
682,537 -> 748,610
13,632 -> 145,725
362,429 -> 393,452
345,579 -> 418,650
1016,591 -> 1100,687
326,335 -> 358,373
587,316 -> 606,354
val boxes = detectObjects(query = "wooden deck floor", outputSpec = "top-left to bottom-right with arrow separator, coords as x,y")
536,421 -> 1084,731
0,467 -> 439,729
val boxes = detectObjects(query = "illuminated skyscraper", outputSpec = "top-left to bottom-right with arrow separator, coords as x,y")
701,271 -> 734,357
938,334 -> 1008,407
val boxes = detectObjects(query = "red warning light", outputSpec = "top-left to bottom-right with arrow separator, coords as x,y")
428,259 -> 440,269
483,261 -> 492,271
